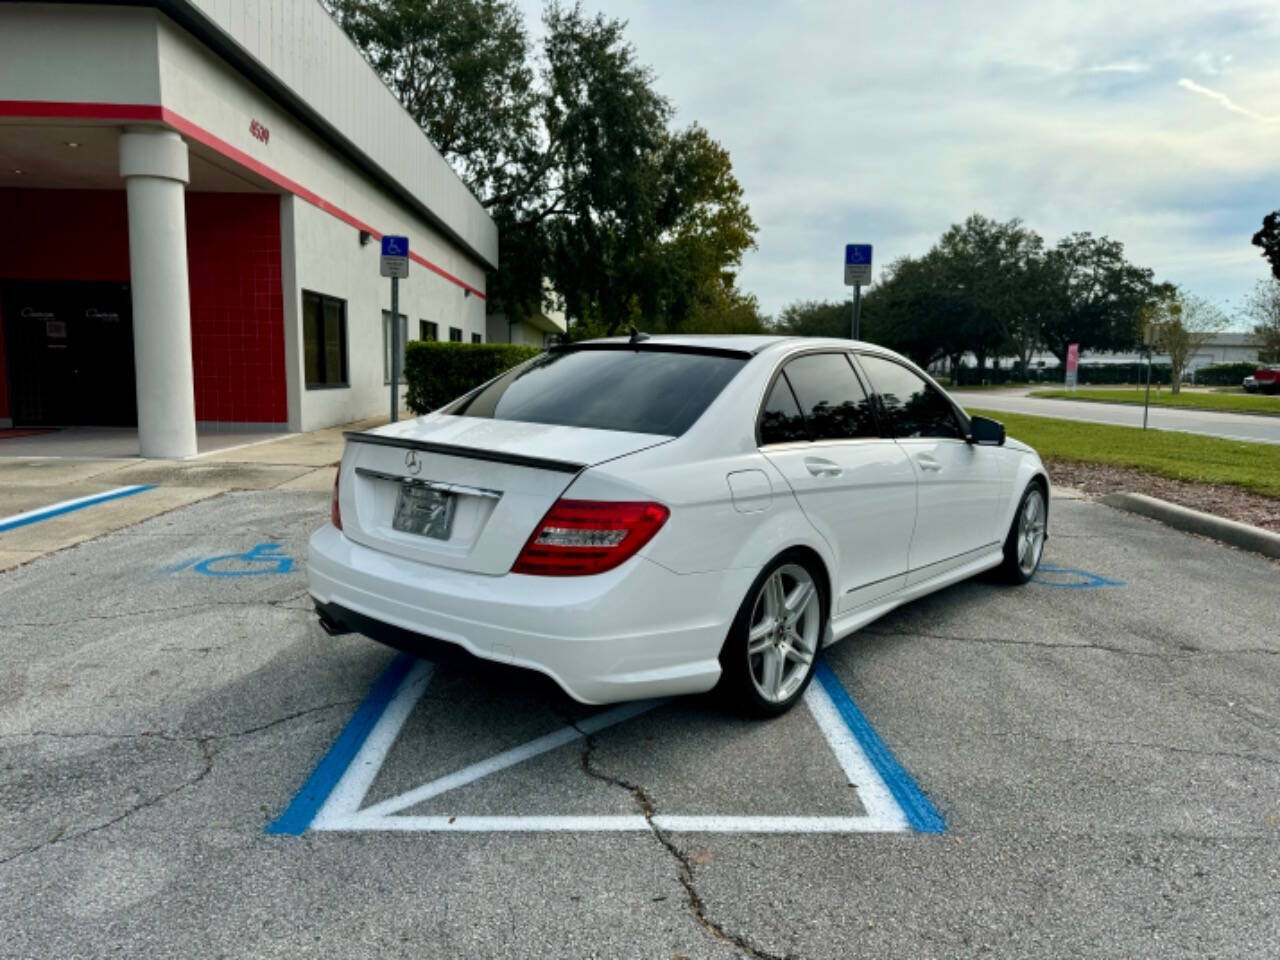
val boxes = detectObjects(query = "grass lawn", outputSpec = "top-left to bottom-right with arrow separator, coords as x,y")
1027,387 -> 1280,416
966,407 -> 1280,499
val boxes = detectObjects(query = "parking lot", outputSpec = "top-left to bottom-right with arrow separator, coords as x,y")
2,485 -> 1278,958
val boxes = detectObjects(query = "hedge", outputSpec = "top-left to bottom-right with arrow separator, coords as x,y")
1190,362 -> 1259,386
404,341 -> 543,414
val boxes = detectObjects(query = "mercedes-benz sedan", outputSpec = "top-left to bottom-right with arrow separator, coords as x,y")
308,336 -> 1048,716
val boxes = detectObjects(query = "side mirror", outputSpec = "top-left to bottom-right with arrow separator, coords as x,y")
967,415 -> 1005,446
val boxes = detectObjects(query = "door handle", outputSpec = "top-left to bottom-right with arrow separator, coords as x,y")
804,457 -> 842,478
916,454 -> 942,472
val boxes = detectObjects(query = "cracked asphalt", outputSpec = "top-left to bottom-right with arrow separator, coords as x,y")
2,488 -> 1278,958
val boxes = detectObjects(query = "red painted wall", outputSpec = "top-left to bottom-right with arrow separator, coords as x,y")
186,194 -> 286,423
0,188 -> 285,424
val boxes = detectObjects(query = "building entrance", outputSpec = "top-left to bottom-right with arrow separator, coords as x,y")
1,281 -> 137,427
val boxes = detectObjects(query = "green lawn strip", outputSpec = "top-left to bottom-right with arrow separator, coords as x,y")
1028,388 -> 1280,416
966,407 -> 1280,499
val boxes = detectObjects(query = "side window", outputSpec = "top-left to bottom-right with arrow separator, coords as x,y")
857,354 -> 965,440
759,375 -> 808,445
782,353 -> 878,441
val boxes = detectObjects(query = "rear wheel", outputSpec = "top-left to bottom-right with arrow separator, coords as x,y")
720,555 -> 825,717
998,482 -> 1047,584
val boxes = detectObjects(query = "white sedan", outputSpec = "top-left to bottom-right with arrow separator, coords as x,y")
307,336 -> 1048,716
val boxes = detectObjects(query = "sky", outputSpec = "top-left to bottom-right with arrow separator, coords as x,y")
515,0 -> 1280,324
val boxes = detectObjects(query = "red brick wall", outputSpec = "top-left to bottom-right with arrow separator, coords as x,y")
0,188 -> 285,424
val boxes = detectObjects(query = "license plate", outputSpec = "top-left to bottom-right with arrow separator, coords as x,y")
392,483 -> 455,539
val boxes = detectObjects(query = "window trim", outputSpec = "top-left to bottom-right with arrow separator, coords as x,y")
850,351 -> 970,442
303,289 -> 349,390
382,309 -> 408,385
754,348 -> 884,448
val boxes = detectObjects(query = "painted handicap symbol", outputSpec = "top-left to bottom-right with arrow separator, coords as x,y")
1033,563 -> 1123,589
189,543 -> 295,577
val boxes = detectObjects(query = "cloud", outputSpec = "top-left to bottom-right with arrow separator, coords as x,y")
1177,77 -> 1279,124
1083,61 -> 1151,74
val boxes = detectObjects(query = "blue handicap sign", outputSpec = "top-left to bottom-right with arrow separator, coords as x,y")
845,244 -> 873,265
381,235 -> 408,257
1032,563 -> 1124,590
175,543 -> 296,577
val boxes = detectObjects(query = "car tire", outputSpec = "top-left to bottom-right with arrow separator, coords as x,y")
719,552 -> 826,718
997,482 -> 1048,584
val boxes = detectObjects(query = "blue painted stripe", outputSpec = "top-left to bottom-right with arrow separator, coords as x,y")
0,484 -> 157,533
266,652 -> 416,836
814,660 -> 946,833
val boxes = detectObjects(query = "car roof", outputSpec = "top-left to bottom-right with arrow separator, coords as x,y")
578,334 -> 890,356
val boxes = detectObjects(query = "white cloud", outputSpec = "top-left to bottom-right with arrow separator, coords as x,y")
1083,61 -> 1151,74
1177,77 -> 1279,124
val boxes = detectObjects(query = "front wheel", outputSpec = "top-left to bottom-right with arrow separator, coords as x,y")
719,555 -> 825,717
998,482 -> 1047,584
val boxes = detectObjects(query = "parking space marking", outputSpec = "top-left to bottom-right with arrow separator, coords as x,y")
0,484 -> 155,533
166,542 -> 296,576
1033,563 -> 1124,589
271,655 -> 941,836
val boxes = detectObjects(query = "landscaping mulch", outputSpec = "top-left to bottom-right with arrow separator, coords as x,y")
1047,458 -> 1280,534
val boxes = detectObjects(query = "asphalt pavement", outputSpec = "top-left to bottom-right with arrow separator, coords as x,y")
2,487 -> 1278,958
958,389 -> 1280,444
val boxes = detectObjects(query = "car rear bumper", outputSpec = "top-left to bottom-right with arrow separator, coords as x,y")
306,523 -> 752,704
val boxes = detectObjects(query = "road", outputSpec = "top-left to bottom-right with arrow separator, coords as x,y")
3,485 -> 1278,958
956,389 -> 1280,445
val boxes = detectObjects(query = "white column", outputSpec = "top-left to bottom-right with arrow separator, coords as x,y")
119,128 -> 197,459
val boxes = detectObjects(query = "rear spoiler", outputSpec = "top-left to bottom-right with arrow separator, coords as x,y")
343,431 -> 585,475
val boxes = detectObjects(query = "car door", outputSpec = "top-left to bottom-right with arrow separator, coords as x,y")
758,352 -> 917,613
854,353 -> 1009,581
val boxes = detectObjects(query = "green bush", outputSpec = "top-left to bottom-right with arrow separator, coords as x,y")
1191,362 -> 1259,386
404,341 -> 543,414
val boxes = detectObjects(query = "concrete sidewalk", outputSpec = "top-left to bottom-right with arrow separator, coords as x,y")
0,418 -> 382,571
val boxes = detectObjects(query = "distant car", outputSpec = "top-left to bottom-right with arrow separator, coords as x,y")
308,336 -> 1049,716
1245,365 -> 1280,394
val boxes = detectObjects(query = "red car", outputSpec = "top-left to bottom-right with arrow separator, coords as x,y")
1243,366 -> 1280,394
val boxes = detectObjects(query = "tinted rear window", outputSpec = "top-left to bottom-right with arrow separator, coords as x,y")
452,348 -> 747,436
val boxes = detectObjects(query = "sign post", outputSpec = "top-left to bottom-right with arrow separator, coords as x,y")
380,235 -> 410,422
844,244 -> 872,340
1142,323 -> 1156,430
1065,343 -> 1079,392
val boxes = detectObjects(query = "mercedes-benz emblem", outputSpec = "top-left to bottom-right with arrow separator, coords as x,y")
404,450 -> 422,475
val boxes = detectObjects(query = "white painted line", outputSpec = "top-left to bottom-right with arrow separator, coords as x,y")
311,660 -> 434,829
315,814 -> 904,833
803,678 -> 909,830
356,698 -> 664,819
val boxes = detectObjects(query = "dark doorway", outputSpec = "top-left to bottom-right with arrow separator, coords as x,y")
1,281 -> 137,426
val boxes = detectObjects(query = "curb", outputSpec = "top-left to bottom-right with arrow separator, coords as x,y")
1100,492 -> 1280,560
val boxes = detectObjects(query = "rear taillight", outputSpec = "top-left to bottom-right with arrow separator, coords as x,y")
331,468 -> 343,530
511,499 -> 669,576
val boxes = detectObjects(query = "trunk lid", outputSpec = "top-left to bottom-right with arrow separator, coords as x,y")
338,414 -> 671,575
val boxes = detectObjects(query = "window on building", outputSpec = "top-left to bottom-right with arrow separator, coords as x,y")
303,291 -> 347,389
471,333 -> 482,344
382,310 -> 408,384
449,326 -> 463,342
419,320 -> 438,341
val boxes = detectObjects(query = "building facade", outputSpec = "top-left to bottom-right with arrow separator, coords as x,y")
0,0 -> 497,456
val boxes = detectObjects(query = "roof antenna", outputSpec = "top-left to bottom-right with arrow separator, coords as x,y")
628,325 -> 650,344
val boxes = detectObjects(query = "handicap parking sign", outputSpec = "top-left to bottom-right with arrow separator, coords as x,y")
380,235 -> 409,278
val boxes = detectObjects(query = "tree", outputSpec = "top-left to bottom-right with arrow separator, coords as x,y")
322,0 -> 537,201
327,0 -> 759,334
1040,233 -> 1158,366
1252,211 -> 1280,281
1243,277 -> 1280,363
1145,289 -> 1229,394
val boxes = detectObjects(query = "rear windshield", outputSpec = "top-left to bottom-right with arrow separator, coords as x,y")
451,348 -> 747,436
